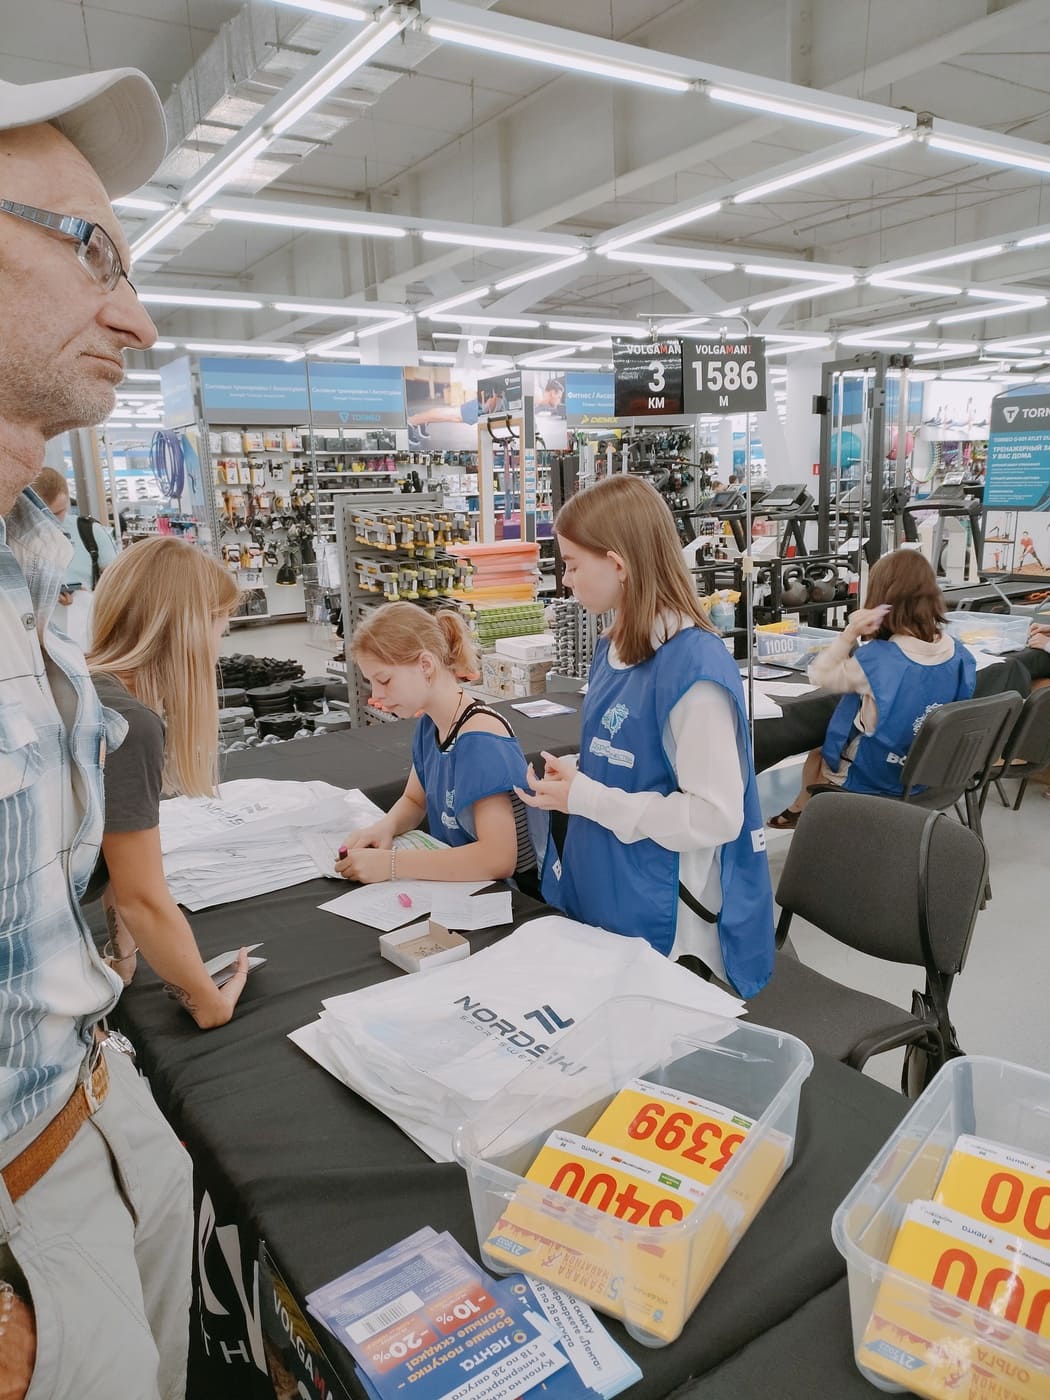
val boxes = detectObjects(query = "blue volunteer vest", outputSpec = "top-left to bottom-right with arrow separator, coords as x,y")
541,628 -> 775,998
412,718 -> 546,872
821,636 -> 976,796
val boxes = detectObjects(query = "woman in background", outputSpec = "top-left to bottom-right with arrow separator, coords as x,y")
85,536 -> 251,1028
768,549 -> 976,827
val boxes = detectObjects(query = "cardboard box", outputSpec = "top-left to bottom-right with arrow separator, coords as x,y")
481,652 -> 551,698
495,633 -> 556,662
379,920 -> 469,973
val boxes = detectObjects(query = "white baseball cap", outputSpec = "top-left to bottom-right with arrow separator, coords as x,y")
0,69 -> 167,198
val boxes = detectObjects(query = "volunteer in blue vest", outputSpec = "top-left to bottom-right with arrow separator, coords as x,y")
516,474 -> 775,999
768,548 -> 977,828
336,602 -> 547,893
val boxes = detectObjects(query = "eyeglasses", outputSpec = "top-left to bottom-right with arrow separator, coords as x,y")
0,200 -> 136,295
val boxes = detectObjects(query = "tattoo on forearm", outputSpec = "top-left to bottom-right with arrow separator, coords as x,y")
103,902 -> 137,965
164,984 -> 197,1014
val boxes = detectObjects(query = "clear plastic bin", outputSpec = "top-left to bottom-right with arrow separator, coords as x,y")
755,624 -> 839,670
454,998 -> 812,1347
832,1056 -> 1050,1395
944,611 -> 1030,654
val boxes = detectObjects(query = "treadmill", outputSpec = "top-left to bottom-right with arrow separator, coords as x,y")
901,474 -> 984,577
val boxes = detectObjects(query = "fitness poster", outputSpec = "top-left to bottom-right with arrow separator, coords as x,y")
612,338 -> 683,416
477,370 -> 523,415
404,365 -> 479,451
986,385 -> 1050,512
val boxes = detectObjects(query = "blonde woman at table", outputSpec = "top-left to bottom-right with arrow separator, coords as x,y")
336,603 -> 546,891
515,475 -> 774,999
83,537 -> 251,1028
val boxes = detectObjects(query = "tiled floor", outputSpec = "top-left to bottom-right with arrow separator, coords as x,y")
224,620 -> 1050,1091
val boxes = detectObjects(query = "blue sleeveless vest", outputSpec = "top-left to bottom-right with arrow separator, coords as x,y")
821,637 -> 976,796
541,628 -> 775,998
412,719 -> 547,871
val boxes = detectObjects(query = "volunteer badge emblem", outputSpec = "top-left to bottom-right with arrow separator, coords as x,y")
600,702 -> 629,739
589,702 -> 634,768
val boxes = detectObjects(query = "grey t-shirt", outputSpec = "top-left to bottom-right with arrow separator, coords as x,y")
83,673 -> 166,902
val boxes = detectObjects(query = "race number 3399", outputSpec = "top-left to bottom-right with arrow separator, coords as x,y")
683,338 -> 767,414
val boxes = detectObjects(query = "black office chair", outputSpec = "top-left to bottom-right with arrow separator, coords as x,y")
898,692 -> 1023,842
980,687 -> 1050,812
747,793 -> 988,1096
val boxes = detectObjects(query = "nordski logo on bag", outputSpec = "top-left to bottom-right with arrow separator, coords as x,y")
523,1004 -> 575,1035
451,995 -> 585,1074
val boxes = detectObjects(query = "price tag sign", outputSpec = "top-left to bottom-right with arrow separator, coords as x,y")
683,337 -> 767,415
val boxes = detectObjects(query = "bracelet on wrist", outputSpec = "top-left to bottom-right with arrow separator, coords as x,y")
103,939 -> 138,964
390,848 -> 397,882
0,1281 -> 17,1342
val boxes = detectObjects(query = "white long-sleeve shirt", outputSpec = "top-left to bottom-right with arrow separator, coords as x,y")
566,617 -> 745,976
809,631 -> 956,782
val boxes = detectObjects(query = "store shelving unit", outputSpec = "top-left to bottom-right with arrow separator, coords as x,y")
207,424 -> 314,624
334,491 -> 475,726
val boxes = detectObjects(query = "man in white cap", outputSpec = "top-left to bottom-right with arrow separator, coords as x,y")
0,69 -> 192,1399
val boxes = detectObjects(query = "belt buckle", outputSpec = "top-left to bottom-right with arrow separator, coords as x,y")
101,1029 -> 135,1060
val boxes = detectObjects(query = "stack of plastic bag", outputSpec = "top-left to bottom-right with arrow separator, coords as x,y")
289,917 -> 745,1161
160,779 -> 385,910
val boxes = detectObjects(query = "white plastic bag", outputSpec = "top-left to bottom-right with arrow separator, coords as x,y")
291,917 -> 745,1161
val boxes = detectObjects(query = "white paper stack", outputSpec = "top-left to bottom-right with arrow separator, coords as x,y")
289,916 -> 745,1162
160,780 -> 389,910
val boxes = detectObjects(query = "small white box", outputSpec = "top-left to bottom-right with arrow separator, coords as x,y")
495,633 -> 556,662
379,920 -> 470,973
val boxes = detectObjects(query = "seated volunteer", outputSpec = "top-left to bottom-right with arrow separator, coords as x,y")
85,536 -> 251,1027
516,475 -> 775,1000
768,548 -> 977,828
336,603 -> 545,889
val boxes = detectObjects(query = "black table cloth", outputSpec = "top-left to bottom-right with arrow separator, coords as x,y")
107,713 -> 908,1399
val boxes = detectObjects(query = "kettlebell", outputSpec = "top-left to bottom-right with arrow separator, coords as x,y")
781,565 -> 808,608
806,564 -> 838,604
833,570 -> 850,602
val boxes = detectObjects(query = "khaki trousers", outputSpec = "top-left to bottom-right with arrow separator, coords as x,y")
0,1047 -> 192,1400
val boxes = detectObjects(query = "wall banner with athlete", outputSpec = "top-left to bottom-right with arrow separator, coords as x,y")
986,384 -> 1050,512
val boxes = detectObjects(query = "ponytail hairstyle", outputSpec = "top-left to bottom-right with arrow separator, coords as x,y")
87,537 -> 239,797
351,602 -> 480,681
863,548 -> 947,643
555,475 -> 716,666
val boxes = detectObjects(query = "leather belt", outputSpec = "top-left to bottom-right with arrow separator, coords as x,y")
1,1050 -> 110,1204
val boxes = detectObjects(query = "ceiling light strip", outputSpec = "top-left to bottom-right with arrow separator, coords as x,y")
747,278 -> 854,311
873,244 -> 1006,280
421,230 -> 582,255
211,207 -> 406,238
596,201 -> 722,255
493,253 -> 588,291
131,10 -> 407,261
424,20 -> 692,92
422,287 -> 490,315
603,250 -> 735,271
707,84 -> 902,137
733,135 -> 912,204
